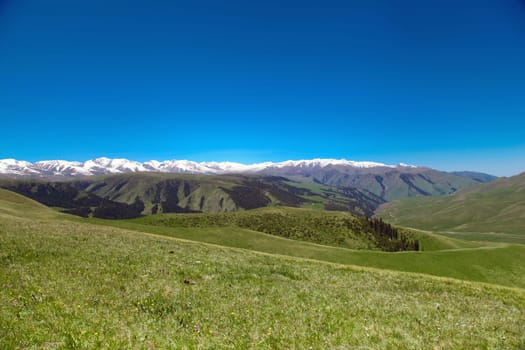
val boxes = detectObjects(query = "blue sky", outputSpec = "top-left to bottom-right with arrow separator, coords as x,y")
1,0 -> 524,176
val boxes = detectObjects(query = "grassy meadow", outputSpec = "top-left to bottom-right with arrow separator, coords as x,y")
1,189 -> 525,349
83,210 -> 525,290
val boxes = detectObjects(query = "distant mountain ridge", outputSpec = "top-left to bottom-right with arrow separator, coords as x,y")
0,157 -> 415,177
449,171 -> 498,183
0,157 -> 497,202
256,164 -> 495,201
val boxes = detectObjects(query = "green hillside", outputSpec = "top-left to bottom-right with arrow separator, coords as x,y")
376,172 -> 525,243
260,166 -> 488,201
2,188 -> 524,288
0,188 -> 60,220
77,173 -> 385,215
131,207 -> 420,251
0,173 -> 384,217
1,189 -> 524,349
450,171 -> 498,183
90,215 -> 525,289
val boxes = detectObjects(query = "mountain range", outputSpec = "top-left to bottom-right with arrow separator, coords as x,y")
0,157 -> 412,177
0,157 -> 497,203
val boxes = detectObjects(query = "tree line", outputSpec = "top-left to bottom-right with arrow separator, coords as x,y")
365,217 -> 420,252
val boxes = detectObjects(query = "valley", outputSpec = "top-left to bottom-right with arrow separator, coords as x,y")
377,172 -> 525,244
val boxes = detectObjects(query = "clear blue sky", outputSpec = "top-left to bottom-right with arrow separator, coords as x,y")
1,0 -> 524,176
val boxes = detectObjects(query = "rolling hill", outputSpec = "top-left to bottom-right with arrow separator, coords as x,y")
0,189 -> 524,349
89,211 -> 525,290
128,207 -> 421,251
376,172 -> 525,243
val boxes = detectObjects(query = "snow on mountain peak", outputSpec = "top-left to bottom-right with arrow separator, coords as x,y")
267,158 -> 391,169
0,159 -> 37,175
0,157 -> 417,177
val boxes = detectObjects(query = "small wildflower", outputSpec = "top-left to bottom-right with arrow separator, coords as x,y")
194,325 -> 200,333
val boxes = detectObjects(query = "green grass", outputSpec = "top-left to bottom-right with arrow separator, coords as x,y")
376,173 -> 525,243
284,167 -> 481,201
4,188 -> 520,289
0,189 -> 61,220
1,191 -> 524,349
397,227 -> 483,251
128,207 -> 483,252
437,231 -> 525,244
130,207 -> 384,250
285,181 -> 350,204
82,212 -> 525,290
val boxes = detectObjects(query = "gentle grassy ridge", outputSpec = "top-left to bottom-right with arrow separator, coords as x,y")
437,231 -> 525,244
85,214 -> 525,289
398,228 -> 482,251
130,207 -> 393,250
0,189 -> 59,220
127,207 -> 481,251
1,207 -> 524,348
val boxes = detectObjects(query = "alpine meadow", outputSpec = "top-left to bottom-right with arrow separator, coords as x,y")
1,0 -> 525,349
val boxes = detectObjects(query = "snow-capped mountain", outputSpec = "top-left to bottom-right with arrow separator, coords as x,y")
0,159 -> 40,176
0,157 -> 415,178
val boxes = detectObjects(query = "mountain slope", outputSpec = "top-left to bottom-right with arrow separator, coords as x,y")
450,171 -> 498,183
0,188 -> 61,220
0,179 -> 145,219
259,165 -> 486,201
74,173 -> 385,216
376,172 -> 525,241
0,173 -> 384,217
